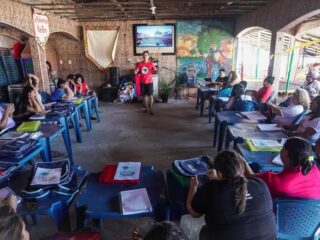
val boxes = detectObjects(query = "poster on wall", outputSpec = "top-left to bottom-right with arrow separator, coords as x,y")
177,20 -> 234,82
33,12 -> 50,50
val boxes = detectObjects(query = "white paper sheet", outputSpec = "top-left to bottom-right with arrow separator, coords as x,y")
114,162 -> 141,181
120,188 -> 152,215
251,139 -> 282,148
257,124 -> 282,131
31,167 -> 62,186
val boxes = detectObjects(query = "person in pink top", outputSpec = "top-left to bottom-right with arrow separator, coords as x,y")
246,137 -> 320,199
135,51 -> 157,115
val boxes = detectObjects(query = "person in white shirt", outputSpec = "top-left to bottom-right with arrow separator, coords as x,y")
0,104 -> 15,130
284,96 -> 320,142
268,88 -> 310,126
302,71 -> 320,99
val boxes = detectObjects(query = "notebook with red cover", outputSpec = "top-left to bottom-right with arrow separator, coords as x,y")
99,164 -> 140,184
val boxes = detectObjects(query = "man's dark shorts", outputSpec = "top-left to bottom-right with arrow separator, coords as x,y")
141,83 -> 154,96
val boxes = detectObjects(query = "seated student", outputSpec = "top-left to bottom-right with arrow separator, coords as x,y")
251,76 -> 274,103
187,150 -> 276,240
66,74 -> 76,94
0,104 -> 15,130
129,221 -> 189,240
249,137 -> 320,199
227,71 -> 240,87
0,195 -> 29,240
24,73 -> 42,103
224,83 -> 252,110
302,70 -> 320,99
15,87 -> 45,117
268,88 -> 310,126
283,96 -> 320,142
49,79 -> 75,102
75,74 -> 90,95
207,68 -> 228,88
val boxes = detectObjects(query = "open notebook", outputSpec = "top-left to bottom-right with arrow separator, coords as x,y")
241,111 -> 267,121
257,124 -> 282,132
120,188 -> 152,215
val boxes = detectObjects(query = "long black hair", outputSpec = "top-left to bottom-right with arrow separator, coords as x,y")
284,137 -> 317,175
231,83 -> 245,101
15,86 -> 34,115
213,150 -> 248,215
310,96 -> 320,120
144,221 -> 188,240
75,73 -> 85,83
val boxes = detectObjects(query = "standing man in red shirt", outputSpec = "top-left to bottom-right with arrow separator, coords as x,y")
135,51 -> 157,115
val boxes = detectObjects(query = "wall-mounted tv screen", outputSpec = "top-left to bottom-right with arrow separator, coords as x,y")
133,24 -> 176,55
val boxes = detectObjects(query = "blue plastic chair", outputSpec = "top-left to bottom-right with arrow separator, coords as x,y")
274,198 -> 320,240
218,87 -> 232,97
208,87 -> 233,123
291,110 -> 310,125
231,100 -> 260,112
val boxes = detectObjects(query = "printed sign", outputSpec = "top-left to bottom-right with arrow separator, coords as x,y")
33,12 -> 50,49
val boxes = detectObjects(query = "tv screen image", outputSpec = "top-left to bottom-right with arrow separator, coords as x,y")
136,25 -> 174,48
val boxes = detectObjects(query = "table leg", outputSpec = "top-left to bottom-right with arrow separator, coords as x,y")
71,113 -> 82,143
213,117 -> 220,148
39,138 -> 50,162
60,118 -> 73,164
196,88 -> 200,110
200,92 -> 205,116
83,102 -> 92,131
218,121 -> 228,151
225,129 -> 231,149
93,97 -> 100,122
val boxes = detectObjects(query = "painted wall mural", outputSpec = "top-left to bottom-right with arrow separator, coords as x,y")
177,20 -> 234,82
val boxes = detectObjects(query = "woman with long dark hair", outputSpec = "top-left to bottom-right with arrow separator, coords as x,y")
253,137 -> 320,199
187,150 -> 276,240
225,83 -> 252,110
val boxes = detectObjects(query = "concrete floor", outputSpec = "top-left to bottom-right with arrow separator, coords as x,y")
30,98 -> 216,240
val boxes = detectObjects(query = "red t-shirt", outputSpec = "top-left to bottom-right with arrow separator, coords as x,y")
256,86 -> 273,103
12,42 -> 22,59
81,82 -> 88,94
136,61 -> 155,84
256,165 -> 320,199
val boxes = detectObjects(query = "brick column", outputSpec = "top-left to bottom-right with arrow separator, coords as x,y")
268,31 -> 286,94
29,37 -> 50,92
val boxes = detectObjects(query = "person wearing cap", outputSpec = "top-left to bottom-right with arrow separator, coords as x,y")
302,71 -> 320,99
135,51 -> 157,115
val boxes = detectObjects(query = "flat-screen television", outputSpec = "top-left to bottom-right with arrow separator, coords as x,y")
133,24 -> 176,55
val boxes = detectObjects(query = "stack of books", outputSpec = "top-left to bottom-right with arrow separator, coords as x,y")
246,139 -> 283,152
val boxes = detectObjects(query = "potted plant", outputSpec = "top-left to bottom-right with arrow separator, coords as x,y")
159,79 -> 172,103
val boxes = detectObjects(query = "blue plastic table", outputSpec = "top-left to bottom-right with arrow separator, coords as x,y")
195,86 -> 219,117
235,142 -> 283,172
76,166 -> 169,228
18,166 -> 88,231
40,123 -> 73,164
213,111 -> 258,151
225,123 -> 287,149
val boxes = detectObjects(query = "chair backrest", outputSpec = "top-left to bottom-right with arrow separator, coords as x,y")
232,100 -> 260,112
40,91 -> 51,104
266,91 -> 276,103
274,198 -> 320,240
291,110 -> 310,125
240,81 -> 248,90
218,87 -> 232,97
